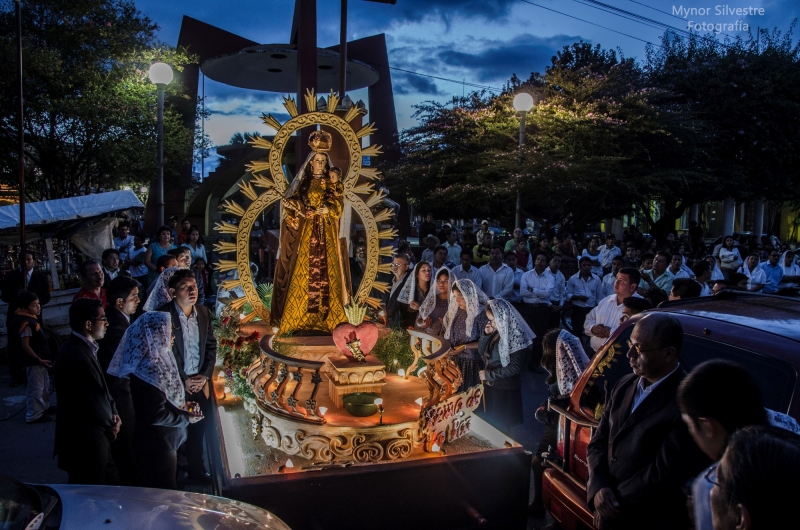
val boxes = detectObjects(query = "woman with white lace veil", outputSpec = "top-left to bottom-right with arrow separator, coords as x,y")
415,266 -> 452,335
529,328 -> 591,515
443,279 -> 488,392
142,266 -> 180,312
779,250 -> 800,289
107,312 -> 201,489
705,255 -> 724,281
477,298 -> 534,435
398,261 -> 431,314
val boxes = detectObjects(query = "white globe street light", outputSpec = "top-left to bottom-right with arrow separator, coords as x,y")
148,62 -> 173,227
512,92 -> 535,229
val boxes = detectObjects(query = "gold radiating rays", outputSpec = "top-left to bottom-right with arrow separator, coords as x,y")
215,89 -> 397,319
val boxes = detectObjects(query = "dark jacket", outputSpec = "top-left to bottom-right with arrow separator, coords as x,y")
586,369 -> 710,530
156,302 -> 217,381
102,269 -> 132,290
53,334 -> 118,469
479,332 -> 524,390
129,375 -> 188,453
96,308 -> 134,424
1,269 -> 51,323
11,313 -> 50,366
385,271 -> 411,327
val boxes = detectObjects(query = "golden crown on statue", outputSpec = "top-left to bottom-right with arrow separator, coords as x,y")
308,130 -> 332,153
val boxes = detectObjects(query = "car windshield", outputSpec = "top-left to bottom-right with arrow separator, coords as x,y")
0,476 -> 42,530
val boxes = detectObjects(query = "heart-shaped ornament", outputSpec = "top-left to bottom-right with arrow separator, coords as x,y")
332,321 -> 380,360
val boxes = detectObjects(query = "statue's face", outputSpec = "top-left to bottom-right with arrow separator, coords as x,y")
311,153 -> 327,174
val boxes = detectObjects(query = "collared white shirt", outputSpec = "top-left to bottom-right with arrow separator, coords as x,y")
104,267 -> 119,282
601,271 -> 617,298
479,262 -> 515,300
443,242 -> 462,265
520,268 -> 554,305
72,331 -> 100,359
581,250 -> 603,277
600,245 -> 621,269
547,268 -> 566,305
451,265 -> 482,289
669,267 -> 690,280
25,268 -> 32,289
175,301 -> 201,376
390,271 -> 409,298
565,272 -> 602,308
632,364 -> 680,412
585,292 -> 644,352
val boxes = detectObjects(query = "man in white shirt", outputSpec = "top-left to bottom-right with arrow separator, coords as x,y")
585,267 -> 643,353
566,257 -> 602,341
451,250 -> 482,289
505,251 -> 526,303
519,252 -> 555,366
668,253 -> 691,279
600,234 -> 622,276
547,254 -> 566,329
479,245 -> 514,300
443,229 -> 462,265
601,255 -> 624,298
474,220 -> 491,243
113,222 -> 134,262
692,261 -> 713,297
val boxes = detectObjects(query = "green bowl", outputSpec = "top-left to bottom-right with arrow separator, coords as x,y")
343,393 -> 381,417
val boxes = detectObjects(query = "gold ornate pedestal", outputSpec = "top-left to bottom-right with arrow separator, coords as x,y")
326,355 -> 387,408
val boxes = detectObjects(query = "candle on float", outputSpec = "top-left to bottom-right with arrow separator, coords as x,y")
431,443 -> 440,452
319,407 -> 327,416
271,326 -> 280,335
374,398 -> 383,406
285,459 -> 294,468
397,369 -> 405,377
415,397 -> 423,407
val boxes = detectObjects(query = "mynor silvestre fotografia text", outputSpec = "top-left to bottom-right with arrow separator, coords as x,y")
673,5 -> 766,32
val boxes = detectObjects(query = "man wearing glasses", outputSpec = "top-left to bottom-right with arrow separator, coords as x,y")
587,313 -> 710,529
385,254 -> 412,327
53,298 -> 121,485
759,250 -> 784,294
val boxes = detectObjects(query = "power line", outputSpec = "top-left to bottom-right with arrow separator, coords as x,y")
518,0 -> 657,47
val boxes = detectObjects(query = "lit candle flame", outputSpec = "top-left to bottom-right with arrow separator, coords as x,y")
285,459 -> 294,468
319,407 -> 327,416
415,397 -> 423,406
223,386 -> 231,395
239,313 -> 245,320
397,369 -> 405,377
271,326 -> 279,334
431,443 -> 440,452
374,398 -> 383,406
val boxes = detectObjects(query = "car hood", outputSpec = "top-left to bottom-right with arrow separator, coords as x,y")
48,484 -> 290,530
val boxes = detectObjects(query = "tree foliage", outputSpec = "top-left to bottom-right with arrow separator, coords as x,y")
0,0 -> 198,200
386,32 -> 800,237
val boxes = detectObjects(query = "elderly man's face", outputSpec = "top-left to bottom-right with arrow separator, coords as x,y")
391,257 -> 409,277
85,263 -> 104,289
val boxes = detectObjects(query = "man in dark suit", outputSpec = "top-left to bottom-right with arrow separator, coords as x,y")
101,248 -> 132,290
97,276 -> 140,486
2,250 -> 51,386
157,269 -> 216,483
385,254 -> 412,327
587,313 -> 710,530
53,298 -> 121,485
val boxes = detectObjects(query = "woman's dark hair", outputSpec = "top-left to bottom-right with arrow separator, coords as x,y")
188,225 -> 204,245
156,254 -> 176,269
540,328 -> 561,385
436,268 -> 450,281
18,290 -> 39,310
168,269 -> 196,290
69,298 -> 102,332
678,360 -> 767,433
155,225 -> 172,239
722,235 -> 734,248
107,276 -> 139,308
102,248 -> 119,261
716,426 -> 800,528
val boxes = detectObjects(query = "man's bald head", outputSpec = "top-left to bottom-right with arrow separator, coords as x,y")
634,313 -> 683,354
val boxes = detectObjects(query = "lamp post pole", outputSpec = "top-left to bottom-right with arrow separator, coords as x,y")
15,0 -> 25,286
156,83 -> 165,227
512,93 -> 534,231
149,63 -> 173,228
339,0 -> 347,98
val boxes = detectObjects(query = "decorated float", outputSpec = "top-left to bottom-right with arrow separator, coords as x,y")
206,93 -> 530,529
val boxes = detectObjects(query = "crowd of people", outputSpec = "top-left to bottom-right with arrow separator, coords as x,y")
401,216 -> 800,529
4,217 -> 218,490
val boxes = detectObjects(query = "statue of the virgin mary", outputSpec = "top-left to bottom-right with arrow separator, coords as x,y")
270,131 -> 350,334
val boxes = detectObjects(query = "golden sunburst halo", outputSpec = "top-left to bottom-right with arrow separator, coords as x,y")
214,89 -> 396,321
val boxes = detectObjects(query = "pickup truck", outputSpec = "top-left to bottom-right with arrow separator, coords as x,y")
541,292 -> 800,529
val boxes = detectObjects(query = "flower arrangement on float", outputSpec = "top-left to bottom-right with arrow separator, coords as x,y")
214,308 -> 261,400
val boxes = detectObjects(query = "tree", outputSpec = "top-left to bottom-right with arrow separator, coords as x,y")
0,0 -> 198,200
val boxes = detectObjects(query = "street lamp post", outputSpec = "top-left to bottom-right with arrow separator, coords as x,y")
148,62 -> 173,228
513,93 -> 534,230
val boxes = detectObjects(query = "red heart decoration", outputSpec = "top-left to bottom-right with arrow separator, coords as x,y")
332,321 -> 380,359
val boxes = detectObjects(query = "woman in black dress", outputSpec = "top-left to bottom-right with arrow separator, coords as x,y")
477,298 -> 534,435
107,311 -> 202,489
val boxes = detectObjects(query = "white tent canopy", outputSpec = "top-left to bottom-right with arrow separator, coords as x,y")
0,190 -> 143,230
